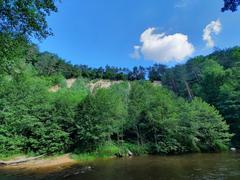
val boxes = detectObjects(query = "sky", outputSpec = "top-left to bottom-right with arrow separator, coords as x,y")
35,0 -> 240,68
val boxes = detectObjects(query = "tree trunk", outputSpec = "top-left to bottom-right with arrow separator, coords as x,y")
184,80 -> 193,100
0,155 -> 45,166
171,79 -> 178,93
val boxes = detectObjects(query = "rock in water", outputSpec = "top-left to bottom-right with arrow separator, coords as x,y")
128,150 -> 133,157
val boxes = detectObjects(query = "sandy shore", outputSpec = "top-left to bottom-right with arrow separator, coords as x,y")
0,154 -> 78,174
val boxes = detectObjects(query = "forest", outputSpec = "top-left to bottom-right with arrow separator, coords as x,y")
0,0 -> 239,159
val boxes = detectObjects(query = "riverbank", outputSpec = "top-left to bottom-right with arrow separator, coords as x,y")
0,143 -> 133,173
1,143 -> 235,174
1,153 -> 240,180
0,154 -> 77,173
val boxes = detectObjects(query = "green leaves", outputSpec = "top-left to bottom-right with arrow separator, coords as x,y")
74,82 -> 128,151
162,47 -> 240,148
0,38 -> 235,156
0,0 -> 58,39
72,81 -> 230,155
0,70 -> 78,155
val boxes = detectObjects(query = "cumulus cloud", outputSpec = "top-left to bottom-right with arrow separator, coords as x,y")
203,19 -> 222,48
131,28 -> 195,64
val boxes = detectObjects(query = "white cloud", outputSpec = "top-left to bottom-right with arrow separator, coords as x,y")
203,19 -> 222,48
131,28 -> 195,64
130,46 -> 141,59
175,0 -> 189,8
175,0 -> 197,8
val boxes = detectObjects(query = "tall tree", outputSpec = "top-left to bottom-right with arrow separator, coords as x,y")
0,0 -> 58,39
222,0 -> 240,12
128,66 -> 146,81
0,33 -> 29,75
218,66 -> 240,147
148,64 -> 166,82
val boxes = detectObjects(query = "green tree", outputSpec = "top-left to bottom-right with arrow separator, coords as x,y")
0,33 -> 30,75
218,66 -> 240,147
179,98 -> 232,152
222,0 -> 240,12
0,0 -> 58,39
0,70 -> 70,155
51,78 -> 89,151
127,81 -> 179,153
128,66 -> 146,81
74,83 -> 128,151
35,52 -> 81,78
198,59 -> 226,105
148,64 -> 166,81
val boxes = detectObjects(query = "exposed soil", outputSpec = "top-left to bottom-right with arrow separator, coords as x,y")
0,154 -> 77,174
88,80 -> 122,92
66,78 -> 77,88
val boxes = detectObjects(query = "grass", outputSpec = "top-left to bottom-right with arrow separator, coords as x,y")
71,143 -> 120,162
0,151 -> 64,161
71,142 -> 148,162
0,153 -> 27,161
71,153 -> 97,162
121,142 -> 148,156
0,142 -> 148,162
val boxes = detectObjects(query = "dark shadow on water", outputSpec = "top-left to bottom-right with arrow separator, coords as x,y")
1,153 -> 240,180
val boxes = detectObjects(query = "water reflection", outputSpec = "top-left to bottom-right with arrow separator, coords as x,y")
1,153 -> 240,180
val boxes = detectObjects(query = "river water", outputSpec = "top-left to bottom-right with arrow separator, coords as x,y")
1,153 -> 240,180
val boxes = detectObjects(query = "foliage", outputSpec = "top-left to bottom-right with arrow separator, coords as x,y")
162,47 -> 240,147
222,0 -> 240,12
72,142 -> 147,162
218,66 -> 240,146
178,98 -> 232,152
126,82 -> 231,154
148,64 -> 166,81
128,66 -> 146,81
121,143 -> 148,156
0,70 -> 68,155
0,26 -> 236,158
0,0 -> 58,39
35,52 -> 81,78
74,82 -> 128,151
50,78 -> 89,151
0,33 -> 30,75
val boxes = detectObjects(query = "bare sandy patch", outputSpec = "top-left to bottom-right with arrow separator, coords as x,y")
0,154 -> 77,174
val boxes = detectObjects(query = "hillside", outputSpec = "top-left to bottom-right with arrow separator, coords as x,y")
49,78 -> 161,93
162,47 -> 240,146
0,32 -> 238,158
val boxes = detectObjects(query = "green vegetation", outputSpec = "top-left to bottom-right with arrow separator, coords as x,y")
0,0 -> 238,160
72,142 -> 147,162
0,57 -> 232,157
0,0 -> 58,39
162,48 -> 240,147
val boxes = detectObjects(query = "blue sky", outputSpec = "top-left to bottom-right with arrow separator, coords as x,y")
36,0 -> 240,68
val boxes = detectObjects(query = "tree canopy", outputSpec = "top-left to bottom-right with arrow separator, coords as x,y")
162,47 -> 240,147
0,0 -> 58,39
222,0 -> 240,12
0,0 -> 238,159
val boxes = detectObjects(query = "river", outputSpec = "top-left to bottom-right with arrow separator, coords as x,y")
1,153 -> 240,180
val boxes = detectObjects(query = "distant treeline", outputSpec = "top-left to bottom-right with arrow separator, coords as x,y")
26,45 -> 165,81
